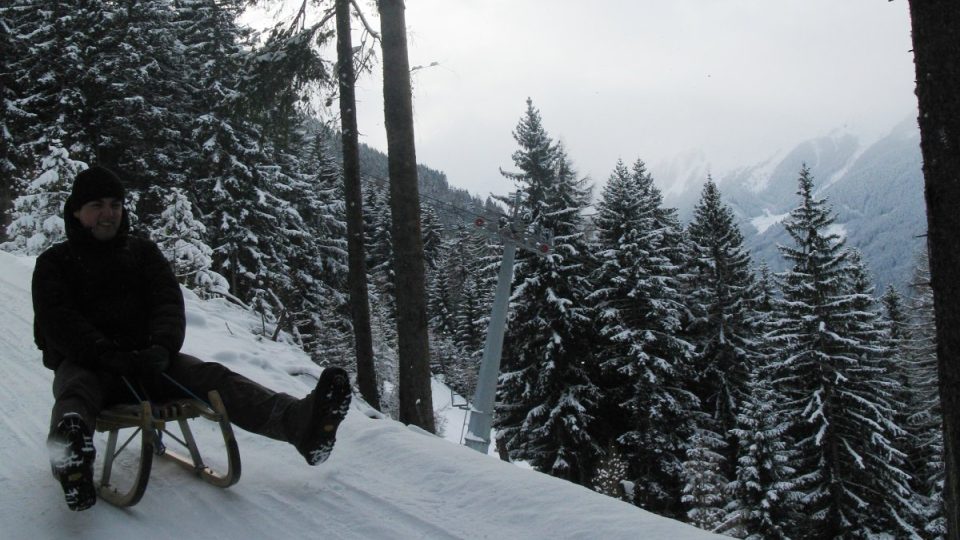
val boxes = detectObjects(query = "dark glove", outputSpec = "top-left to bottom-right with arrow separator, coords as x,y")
82,338 -> 118,367
98,345 -> 170,376
98,349 -> 137,376
136,344 -> 170,375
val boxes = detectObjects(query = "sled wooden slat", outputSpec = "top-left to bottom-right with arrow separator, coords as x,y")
93,390 -> 241,507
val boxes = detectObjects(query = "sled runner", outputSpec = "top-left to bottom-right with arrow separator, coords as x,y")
94,390 -> 241,507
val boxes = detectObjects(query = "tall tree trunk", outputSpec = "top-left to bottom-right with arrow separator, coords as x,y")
336,0 -> 380,411
907,3 -> 960,538
377,0 -> 435,433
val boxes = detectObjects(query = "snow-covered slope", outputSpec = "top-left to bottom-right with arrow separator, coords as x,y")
0,250 -> 720,540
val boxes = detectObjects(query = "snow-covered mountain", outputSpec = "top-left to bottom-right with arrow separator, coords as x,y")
660,118 -> 926,292
0,251 -> 720,540
652,149 -> 713,203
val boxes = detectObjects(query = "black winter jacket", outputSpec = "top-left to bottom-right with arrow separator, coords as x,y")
32,202 -> 185,371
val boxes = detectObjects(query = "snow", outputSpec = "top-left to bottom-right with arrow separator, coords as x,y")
0,250 -> 721,540
825,223 -> 847,240
750,209 -> 789,234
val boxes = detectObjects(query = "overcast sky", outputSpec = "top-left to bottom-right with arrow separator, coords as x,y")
248,1 -> 919,199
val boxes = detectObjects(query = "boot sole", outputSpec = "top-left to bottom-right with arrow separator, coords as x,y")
301,367 -> 352,465
52,438 -> 96,511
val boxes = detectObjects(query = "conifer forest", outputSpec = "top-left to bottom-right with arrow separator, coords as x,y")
0,1 -> 949,538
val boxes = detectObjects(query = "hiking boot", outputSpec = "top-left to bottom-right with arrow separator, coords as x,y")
49,413 -> 96,511
294,367 -> 351,466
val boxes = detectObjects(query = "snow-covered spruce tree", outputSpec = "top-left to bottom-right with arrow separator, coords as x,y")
264,125 -> 350,365
880,282 -> 935,537
2,0 -> 96,155
1,0 -> 102,247
768,165 -> 916,538
494,100 -> 603,486
365,182 -> 396,315
174,0 -> 251,278
0,9 -> 28,240
86,0 -> 191,209
449,226 -> 488,354
682,426 -> 728,531
903,250 -> 946,538
682,177 -> 758,493
844,249 -> 919,535
425,212 -> 454,339
588,157 -> 696,518
150,187 -> 227,294
421,204 -> 444,272
592,443 -> 632,502
292,127 -> 351,365
450,272 -> 483,397
176,0 -> 337,316
722,372 -> 799,539
719,261 -> 802,539
427,243 -> 459,379
359,180 -> 400,410
173,0 -> 281,303
4,142 -> 86,254
442,226 -> 496,399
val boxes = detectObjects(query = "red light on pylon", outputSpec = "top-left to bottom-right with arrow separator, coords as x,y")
474,217 -> 486,227
539,243 -> 550,254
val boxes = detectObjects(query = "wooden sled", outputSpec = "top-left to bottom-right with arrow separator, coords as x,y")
94,390 -> 241,507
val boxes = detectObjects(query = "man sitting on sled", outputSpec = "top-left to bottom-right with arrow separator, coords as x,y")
33,166 -> 352,511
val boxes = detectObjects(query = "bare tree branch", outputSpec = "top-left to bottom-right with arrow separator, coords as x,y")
350,0 -> 381,40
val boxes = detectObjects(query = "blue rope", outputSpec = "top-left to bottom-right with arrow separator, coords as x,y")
121,376 -> 143,402
161,372 -> 211,408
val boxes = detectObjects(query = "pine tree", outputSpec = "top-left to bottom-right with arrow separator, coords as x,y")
442,229 -> 494,399
881,283 -> 935,537
150,187 -> 227,294
3,0 -> 98,157
722,370 -> 799,539
427,245 -> 456,337
366,183 -> 396,311
427,243 -> 461,382
495,101 -> 603,486
904,250 -> 946,538
588,157 -> 696,518
1,0 -> 102,249
173,0 -> 277,302
719,261 -> 801,539
682,426 -> 728,531
844,249 -> 919,535
683,177 -> 758,486
449,226 -> 491,358
4,142 -> 85,254
0,9 -> 27,240
87,0 -> 189,198
592,443 -> 631,502
275,127 -> 351,365
421,204 -> 444,272
769,165 -> 916,538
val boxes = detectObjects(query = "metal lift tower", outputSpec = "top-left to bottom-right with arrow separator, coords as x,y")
463,195 -> 551,454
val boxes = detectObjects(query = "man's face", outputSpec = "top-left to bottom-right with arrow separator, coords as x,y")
73,197 -> 123,241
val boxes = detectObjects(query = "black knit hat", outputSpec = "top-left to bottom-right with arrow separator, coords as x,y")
70,166 -> 125,211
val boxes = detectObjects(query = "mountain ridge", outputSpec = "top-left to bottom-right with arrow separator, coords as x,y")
658,118 -> 925,292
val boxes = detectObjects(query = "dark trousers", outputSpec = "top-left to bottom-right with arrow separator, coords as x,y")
50,354 -> 301,442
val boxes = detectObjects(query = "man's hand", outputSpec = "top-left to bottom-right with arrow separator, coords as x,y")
97,349 -> 135,376
83,338 -> 117,367
98,345 -> 170,376
136,345 -> 170,375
